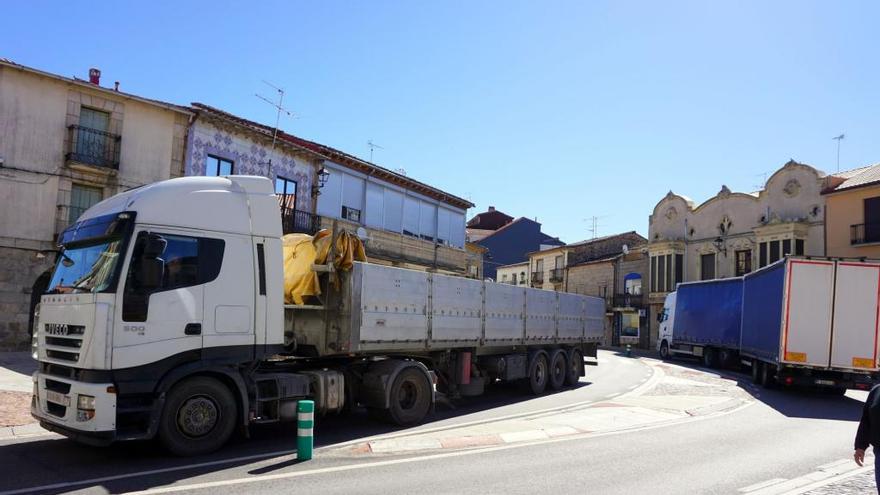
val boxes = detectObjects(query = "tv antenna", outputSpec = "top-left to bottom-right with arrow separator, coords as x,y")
367,140 -> 384,162
255,80 -> 294,163
583,215 -> 609,239
832,133 -> 845,172
753,171 -> 770,191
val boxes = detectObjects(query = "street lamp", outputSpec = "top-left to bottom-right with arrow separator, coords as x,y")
312,167 -> 330,196
712,236 -> 727,256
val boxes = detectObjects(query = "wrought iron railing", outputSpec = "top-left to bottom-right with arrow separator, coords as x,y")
531,271 -> 544,284
851,223 -> 880,245
66,125 -> 121,169
281,207 -> 321,235
549,268 -> 564,283
612,293 -> 644,308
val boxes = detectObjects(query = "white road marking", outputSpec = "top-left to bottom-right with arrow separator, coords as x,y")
5,398 -> 757,495
738,478 -> 787,492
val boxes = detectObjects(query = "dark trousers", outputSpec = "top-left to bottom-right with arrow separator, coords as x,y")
875,448 -> 880,494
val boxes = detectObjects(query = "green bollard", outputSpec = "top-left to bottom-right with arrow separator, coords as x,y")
297,400 -> 315,461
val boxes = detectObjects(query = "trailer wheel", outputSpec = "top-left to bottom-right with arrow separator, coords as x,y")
526,352 -> 549,395
158,376 -> 237,456
659,341 -> 671,360
548,350 -> 567,391
760,364 -> 777,389
385,367 -> 432,426
565,349 -> 583,386
719,349 -> 735,369
751,361 -> 762,384
702,348 -> 718,368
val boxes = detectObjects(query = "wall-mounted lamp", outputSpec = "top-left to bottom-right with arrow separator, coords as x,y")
712,236 -> 727,256
311,167 -> 330,196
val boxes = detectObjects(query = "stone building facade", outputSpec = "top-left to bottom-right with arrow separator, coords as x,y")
0,59 -> 191,349
646,160 -> 831,346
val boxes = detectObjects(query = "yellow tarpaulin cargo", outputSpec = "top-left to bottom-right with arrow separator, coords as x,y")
282,229 -> 367,305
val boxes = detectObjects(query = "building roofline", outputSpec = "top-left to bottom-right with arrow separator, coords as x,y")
192,102 -> 474,210
0,58 -> 193,116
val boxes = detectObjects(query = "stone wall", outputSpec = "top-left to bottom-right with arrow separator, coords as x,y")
0,247 -> 55,350
566,261 -> 615,299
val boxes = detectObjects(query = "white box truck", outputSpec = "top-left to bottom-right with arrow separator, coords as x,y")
31,176 -> 605,455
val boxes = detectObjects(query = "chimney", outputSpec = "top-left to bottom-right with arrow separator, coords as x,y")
88,68 -> 101,85
488,206 -> 495,212
114,81 -> 120,91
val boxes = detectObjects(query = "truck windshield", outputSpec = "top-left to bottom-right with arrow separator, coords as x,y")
47,239 -> 124,294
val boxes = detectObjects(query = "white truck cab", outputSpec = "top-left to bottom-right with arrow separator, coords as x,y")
656,292 -> 676,359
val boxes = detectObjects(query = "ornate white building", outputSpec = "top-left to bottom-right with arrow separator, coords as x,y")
646,160 -> 831,342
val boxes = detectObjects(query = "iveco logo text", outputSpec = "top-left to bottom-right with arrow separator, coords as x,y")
123,325 -> 146,336
45,323 -> 69,336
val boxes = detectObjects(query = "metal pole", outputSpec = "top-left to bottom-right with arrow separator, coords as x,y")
297,400 -> 315,460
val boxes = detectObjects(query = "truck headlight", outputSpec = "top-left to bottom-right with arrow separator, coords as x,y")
76,394 -> 96,421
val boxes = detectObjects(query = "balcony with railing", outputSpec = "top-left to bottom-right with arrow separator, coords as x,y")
549,268 -> 564,283
531,271 -> 544,284
851,223 -> 880,245
281,207 -> 321,235
66,125 -> 121,170
612,293 -> 644,308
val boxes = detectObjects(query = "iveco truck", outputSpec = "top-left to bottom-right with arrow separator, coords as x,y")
31,176 -> 605,455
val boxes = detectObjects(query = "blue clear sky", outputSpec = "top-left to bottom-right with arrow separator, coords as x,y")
6,1 -> 878,242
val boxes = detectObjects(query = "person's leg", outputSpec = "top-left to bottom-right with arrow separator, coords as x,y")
874,447 -> 880,494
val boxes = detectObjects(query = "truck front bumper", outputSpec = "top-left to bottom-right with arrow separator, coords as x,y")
31,371 -> 117,444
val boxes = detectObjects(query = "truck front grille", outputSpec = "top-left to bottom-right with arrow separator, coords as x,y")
46,349 -> 79,362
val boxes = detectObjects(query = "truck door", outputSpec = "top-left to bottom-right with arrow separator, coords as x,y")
780,259 -> 835,367
830,261 -> 880,371
115,230 -> 212,368
201,233 -> 256,353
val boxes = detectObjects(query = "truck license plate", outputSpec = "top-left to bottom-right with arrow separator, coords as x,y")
46,390 -> 70,406
815,379 -> 835,386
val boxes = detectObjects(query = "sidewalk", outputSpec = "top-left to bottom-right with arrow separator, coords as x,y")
327,356 -> 756,456
0,351 -> 44,439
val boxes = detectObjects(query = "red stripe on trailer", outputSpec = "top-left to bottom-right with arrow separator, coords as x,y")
782,260 -> 834,361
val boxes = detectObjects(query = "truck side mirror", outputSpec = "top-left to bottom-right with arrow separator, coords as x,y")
657,311 -> 664,323
139,257 -> 165,290
143,234 -> 167,258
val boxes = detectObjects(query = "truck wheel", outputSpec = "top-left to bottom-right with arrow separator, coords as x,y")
386,367 -> 432,426
659,341 -> 671,360
760,364 -> 777,389
548,350 -> 567,391
565,349 -> 583,386
719,349 -> 734,369
526,352 -> 549,395
702,348 -> 718,368
751,361 -> 762,384
158,377 -> 237,456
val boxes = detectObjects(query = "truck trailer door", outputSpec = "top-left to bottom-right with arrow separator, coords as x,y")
830,261 -> 880,371
780,259 -> 835,367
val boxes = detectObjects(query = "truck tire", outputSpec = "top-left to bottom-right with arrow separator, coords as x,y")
760,364 -> 777,389
565,349 -> 583,386
526,352 -> 549,395
719,349 -> 735,369
548,349 -> 567,391
702,347 -> 718,368
385,367 -> 432,426
158,376 -> 237,456
751,361 -> 762,384
659,341 -> 671,360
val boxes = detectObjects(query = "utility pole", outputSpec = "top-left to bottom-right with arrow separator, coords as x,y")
832,133 -> 845,172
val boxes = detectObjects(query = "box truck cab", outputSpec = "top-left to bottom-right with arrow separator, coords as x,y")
656,292 -> 676,360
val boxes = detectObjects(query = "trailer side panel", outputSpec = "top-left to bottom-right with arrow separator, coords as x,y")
673,277 -> 743,348
741,261 -> 786,362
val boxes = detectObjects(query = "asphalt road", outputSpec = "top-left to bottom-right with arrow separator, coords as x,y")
0,351 -> 868,495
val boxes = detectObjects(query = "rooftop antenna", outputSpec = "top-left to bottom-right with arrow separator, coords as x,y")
367,140 -> 384,162
583,215 -> 609,239
255,80 -> 294,164
832,133 -> 845,172
753,171 -> 770,191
